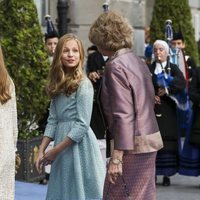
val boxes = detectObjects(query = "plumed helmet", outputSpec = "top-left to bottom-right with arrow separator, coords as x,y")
44,15 -> 59,41
173,27 -> 184,42
102,2 -> 109,12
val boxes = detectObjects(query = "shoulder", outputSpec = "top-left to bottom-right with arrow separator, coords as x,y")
78,77 -> 93,91
88,51 -> 101,59
170,62 -> 179,70
148,61 -> 156,72
9,78 -> 16,96
80,76 -> 92,85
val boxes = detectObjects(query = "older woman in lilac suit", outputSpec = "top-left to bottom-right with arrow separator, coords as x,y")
89,11 -> 163,200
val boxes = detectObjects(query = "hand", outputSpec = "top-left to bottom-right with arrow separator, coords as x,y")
158,88 -> 166,97
88,72 -> 100,82
40,147 -> 59,167
107,150 -> 124,184
35,151 -> 45,174
107,160 -> 123,184
155,95 -> 161,104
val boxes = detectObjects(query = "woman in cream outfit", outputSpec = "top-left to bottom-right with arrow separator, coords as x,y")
0,45 -> 18,200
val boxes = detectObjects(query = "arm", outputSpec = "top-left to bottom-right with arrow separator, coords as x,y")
87,53 -> 101,82
38,133 -> 74,170
103,64 -> 133,184
67,79 -> 94,142
38,80 -> 94,168
105,64 -> 134,150
35,136 -> 52,173
11,82 -> 18,149
43,100 -> 58,140
36,135 -> 73,172
35,100 -> 58,172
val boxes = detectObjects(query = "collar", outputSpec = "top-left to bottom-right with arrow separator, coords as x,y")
109,48 -> 133,61
154,61 -> 167,75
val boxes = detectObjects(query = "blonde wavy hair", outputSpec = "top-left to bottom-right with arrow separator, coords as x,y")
47,33 -> 85,98
0,46 -> 11,104
89,11 -> 134,52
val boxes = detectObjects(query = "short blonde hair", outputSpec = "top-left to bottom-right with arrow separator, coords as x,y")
89,11 -> 134,51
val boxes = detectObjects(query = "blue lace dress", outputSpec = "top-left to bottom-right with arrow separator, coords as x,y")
44,78 -> 105,200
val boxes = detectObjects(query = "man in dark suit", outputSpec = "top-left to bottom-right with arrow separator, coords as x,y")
86,48 -> 109,159
87,49 -> 108,139
171,29 -> 196,80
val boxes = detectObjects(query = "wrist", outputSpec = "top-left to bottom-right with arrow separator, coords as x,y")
38,145 -> 45,153
112,150 -> 124,159
110,157 -> 123,165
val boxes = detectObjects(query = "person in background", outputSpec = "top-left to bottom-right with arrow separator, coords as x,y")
86,45 -> 108,161
38,15 -> 59,184
170,29 -> 198,176
89,11 -> 163,200
87,45 -> 98,56
44,15 -> 59,63
149,40 -> 186,186
178,67 -> 200,177
38,15 -> 59,133
0,45 -> 18,200
188,67 -> 200,167
144,27 -> 153,66
35,33 -> 105,200
171,29 -> 196,80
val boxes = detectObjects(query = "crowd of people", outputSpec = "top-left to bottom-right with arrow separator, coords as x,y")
1,6 -> 200,200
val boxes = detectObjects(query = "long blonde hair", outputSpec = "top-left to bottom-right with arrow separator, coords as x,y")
0,46 -> 11,104
47,33 -> 85,98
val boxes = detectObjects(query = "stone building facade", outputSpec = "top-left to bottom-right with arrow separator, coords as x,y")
34,0 -> 200,57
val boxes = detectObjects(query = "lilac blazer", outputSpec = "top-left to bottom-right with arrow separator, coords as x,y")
101,48 -> 163,153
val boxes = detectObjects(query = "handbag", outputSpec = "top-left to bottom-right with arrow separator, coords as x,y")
105,176 -> 131,200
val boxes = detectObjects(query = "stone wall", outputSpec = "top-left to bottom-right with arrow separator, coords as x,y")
40,0 -> 200,56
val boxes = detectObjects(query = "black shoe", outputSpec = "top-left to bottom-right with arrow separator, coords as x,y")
162,176 -> 171,186
46,173 -> 50,181
39,178 -> 48,185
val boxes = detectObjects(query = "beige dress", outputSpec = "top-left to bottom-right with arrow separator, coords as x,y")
0,81 -> 18,200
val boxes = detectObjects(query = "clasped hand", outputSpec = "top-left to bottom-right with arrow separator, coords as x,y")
35,148 -> 58,174
88,72 -> 101,82
107,161 -> 123,184
157,88 -> 166,97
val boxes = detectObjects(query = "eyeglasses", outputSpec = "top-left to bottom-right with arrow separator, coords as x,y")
105,176 -> 131,200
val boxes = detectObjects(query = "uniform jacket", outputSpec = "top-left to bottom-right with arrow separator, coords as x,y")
101,48 -> 163,153
189,67 -> 200,145
86,51 -> 107,139
149,61 -> 186,151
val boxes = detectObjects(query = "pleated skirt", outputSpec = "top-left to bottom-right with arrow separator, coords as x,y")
103,152 -> 157,200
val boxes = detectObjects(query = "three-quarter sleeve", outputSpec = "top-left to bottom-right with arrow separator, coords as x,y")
67,79 -> 94,143
44,100 -> 58,140
105,65 -> 134,150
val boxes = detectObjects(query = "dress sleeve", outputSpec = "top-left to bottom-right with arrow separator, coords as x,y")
11,81 -> 18,149
105,65 -> 134,150
44,100 -> 58,140
67,78 -> 94,143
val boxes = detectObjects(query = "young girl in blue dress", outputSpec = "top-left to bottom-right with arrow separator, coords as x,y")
35,33 -> 105,200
